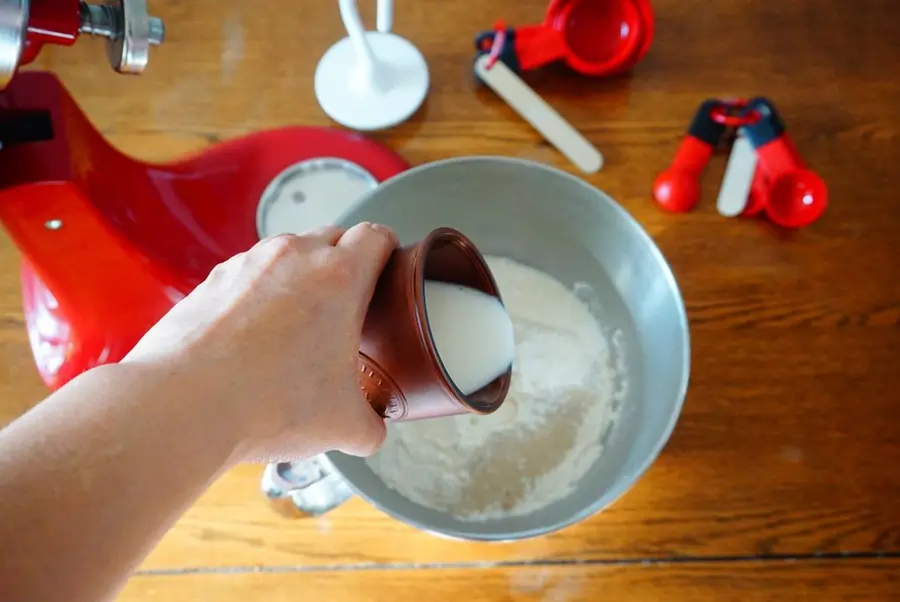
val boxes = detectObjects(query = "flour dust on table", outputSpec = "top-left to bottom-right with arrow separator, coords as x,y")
367,256 -> 628,520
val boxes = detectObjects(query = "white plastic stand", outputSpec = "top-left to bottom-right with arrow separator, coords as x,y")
315,0 -> 429,131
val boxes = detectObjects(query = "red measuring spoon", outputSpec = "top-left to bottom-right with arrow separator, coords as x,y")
512,0 -> 647,76
741,98 -> 828,228
653,99 -> 728,212
742,164 -> 768,217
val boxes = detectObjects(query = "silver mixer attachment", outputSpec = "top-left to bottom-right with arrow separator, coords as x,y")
78,0 -> 165,75
0,0 -> 165,89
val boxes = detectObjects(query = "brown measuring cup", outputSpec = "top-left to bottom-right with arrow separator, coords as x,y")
358,226 -> 512,421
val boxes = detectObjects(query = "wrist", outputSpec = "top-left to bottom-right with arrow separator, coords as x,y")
100,360 -> 247,470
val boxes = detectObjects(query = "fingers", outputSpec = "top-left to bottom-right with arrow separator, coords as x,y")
304,225 -> 345,246
337,222 -> 398,254
255,226 -> 345,251
336,222 -> 398,295
246,228 -> 348,275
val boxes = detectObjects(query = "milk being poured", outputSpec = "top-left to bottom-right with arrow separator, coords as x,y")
423,280 -> 515,395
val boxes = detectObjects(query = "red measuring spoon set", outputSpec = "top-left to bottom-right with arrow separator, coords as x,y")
653,97 -> 828,228
475,0 -> 654,76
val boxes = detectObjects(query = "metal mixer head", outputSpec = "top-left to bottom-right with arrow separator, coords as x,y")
0,0 -> 165,89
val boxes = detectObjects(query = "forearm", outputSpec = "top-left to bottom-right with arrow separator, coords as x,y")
0,362 -> 241,602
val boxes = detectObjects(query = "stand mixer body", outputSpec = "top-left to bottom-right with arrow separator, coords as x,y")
0,72 -> 410,389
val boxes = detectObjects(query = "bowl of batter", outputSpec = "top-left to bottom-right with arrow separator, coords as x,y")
267,156 -> 689,540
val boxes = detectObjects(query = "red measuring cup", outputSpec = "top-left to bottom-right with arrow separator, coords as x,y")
510,0 -> 653,76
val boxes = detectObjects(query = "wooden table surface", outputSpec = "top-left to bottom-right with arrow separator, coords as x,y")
2,0 -> 899,599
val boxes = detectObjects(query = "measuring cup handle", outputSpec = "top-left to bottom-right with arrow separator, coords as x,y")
741,97 -> 804,180
474,28 -> 522,72
512,24 -> 569,71
670,99 -> 728,174
742,165 -> 769,216
652,99 -> 730,212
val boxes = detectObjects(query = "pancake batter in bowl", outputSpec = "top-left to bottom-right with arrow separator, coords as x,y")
367,256 -> 628,520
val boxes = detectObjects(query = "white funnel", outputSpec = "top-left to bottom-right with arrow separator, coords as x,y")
315,0 -> 429,131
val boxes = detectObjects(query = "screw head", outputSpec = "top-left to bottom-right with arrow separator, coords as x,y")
147,17 -> 165,45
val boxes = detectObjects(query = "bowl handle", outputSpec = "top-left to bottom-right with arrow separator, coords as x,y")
261,456 -> 354,518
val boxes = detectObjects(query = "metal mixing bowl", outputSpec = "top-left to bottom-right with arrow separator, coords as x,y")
328,156 -> 690,541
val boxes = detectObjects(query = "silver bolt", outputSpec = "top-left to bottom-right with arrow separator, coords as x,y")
44,219 -> 63,230
78,2 -> 164,44
77,1 -> 165,73
147,17 -> 165,45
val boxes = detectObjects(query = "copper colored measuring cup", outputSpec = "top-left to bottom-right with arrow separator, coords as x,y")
358,227 -> 512,421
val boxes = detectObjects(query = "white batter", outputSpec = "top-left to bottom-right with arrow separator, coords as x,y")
367,256 -> 626,520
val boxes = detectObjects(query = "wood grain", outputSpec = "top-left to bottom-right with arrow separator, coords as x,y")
137,323 -> 900,568
0,0 -> 897,593
122,559 -> 900,601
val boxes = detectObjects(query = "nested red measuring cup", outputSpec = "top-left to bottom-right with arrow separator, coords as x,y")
479,0 -> 654,76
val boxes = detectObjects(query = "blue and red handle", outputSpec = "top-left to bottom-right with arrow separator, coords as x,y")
653,97 -> 827,227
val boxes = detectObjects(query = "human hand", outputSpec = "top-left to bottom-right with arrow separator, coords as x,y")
122,223 -> 398,464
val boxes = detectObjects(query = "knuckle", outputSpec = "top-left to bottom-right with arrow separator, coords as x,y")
205,253 -> 243,285
206,261 -> 229,282
261,234 -> 305,259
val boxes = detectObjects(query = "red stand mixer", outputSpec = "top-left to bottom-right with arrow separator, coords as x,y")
0,63 -> 410,390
